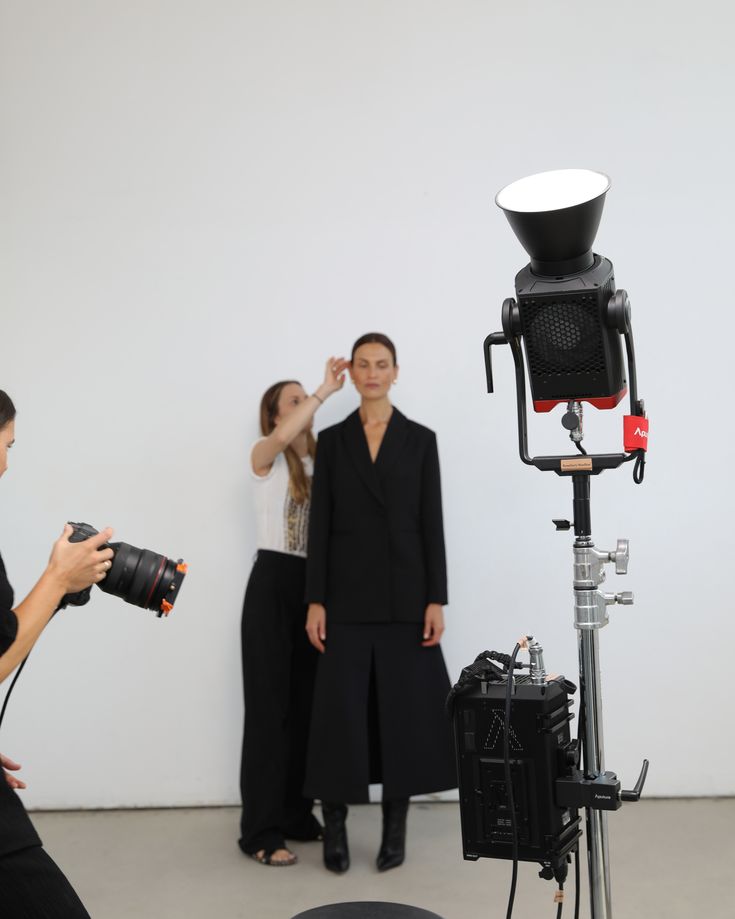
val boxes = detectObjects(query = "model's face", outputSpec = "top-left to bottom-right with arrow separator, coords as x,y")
0,420 -> 15,478
350,344 -> 398,400
274,383 -> 309,428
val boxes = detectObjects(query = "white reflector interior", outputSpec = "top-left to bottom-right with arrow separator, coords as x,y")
495,169 -> 610,214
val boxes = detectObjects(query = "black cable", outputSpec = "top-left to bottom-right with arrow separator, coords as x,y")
622,448 -> 646,484
574,846 -> 580,919
486,650 -> 526,671
0,654 -> 29,732
573,441 -> 587,456
504,642 -> 523,919
556,882 -> 564,919
633,450 -> 645,484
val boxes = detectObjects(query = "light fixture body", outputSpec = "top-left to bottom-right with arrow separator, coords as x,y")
496,169 -> 627,412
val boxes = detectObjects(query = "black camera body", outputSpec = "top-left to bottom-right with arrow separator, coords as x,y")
59,522 -> 187,617
452,672 -> 581,875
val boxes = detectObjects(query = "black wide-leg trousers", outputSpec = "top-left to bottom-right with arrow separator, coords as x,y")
0,845 -> 91,918
239,550 -> 319,854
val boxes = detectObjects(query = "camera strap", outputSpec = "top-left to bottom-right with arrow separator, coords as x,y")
0,654 -> 29,733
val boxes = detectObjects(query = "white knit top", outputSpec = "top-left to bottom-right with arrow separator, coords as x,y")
250,441 -> 313,558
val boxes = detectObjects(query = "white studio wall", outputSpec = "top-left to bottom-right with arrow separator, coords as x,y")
1,1 -> 733,809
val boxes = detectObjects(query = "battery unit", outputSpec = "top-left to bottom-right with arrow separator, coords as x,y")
452,675 -> 581,870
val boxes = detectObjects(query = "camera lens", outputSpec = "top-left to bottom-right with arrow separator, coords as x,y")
101,542 -> 187,616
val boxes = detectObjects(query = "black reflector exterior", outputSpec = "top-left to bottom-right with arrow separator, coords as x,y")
503,194 -> 606,275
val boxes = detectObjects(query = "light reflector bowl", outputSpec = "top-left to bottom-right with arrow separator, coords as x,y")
496,169 -> 610,276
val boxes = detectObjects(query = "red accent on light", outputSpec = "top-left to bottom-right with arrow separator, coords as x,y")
624,415 -> 649,452
144,557 -> 167,610
533,387 -> 628,413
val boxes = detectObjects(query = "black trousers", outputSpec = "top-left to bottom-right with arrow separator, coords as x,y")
0,845 -> 90,918
239,550 -> 319,854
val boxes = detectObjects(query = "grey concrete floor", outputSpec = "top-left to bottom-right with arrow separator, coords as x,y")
31,799 -> 733,919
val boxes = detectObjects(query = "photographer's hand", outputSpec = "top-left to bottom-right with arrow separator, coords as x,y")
1,525 -> 115,683
1,753 -> 27,790
48,524 -> 115,592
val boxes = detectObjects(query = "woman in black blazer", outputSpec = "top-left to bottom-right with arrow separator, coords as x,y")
304,333 -> 456,874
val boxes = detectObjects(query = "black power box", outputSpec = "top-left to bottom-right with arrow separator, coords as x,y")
452,673 -> 581,873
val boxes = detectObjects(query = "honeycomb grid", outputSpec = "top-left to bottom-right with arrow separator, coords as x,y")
522,298 -> 606,376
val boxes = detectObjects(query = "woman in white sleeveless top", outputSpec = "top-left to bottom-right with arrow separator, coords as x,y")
238,358 -> 347,866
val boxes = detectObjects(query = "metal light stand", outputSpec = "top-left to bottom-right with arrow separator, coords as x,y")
484,303 -> 649,919
568,442 -> 639,919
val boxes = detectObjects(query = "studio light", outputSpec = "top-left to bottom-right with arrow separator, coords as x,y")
493,168 -> 627,413
457,169 -> 651,919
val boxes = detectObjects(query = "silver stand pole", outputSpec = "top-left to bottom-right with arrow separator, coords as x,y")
578,627 -> 612,919
571,466 -> 633,919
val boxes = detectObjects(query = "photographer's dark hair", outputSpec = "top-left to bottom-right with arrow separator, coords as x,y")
259,381 -> 316,505
0,390 -> 16,429
351,332 -> 397,365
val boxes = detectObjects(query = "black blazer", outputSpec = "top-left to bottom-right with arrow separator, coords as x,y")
305,408 -> 447,623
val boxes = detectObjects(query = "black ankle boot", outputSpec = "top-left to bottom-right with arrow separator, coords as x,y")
376,798 -> 409,871
322,802 -> 350,873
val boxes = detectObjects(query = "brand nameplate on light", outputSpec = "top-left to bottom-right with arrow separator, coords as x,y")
560,457 -> 593,472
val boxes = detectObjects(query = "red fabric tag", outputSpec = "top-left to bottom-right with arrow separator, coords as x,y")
624,415 -> 649,452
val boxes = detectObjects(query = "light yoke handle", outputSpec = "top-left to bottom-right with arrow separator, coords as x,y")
483,331 -> 508,393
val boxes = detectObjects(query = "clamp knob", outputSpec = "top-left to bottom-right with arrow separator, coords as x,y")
607,289 -> 631,332
620,759 -> 650,802
612,538 -> 630,575
602,591 -> 634,607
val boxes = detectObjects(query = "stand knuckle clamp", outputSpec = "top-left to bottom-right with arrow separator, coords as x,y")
573,539 -> 634,630
574,590 -> 610,630
555,759 -> 650,811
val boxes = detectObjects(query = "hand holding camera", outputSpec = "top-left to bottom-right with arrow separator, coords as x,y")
48,524 -> 115,594
57,522 -> 187,617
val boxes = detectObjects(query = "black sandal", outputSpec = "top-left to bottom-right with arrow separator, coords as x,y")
249,847 -> 298,866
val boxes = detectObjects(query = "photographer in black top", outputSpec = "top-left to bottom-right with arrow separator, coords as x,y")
0,389 -> 114,918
